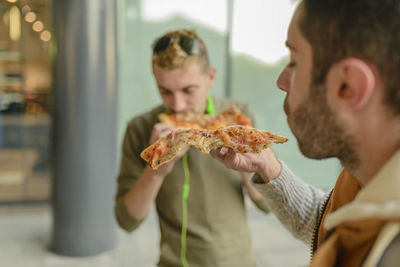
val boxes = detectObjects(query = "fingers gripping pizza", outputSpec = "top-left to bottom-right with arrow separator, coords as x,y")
141,125 -> 288,169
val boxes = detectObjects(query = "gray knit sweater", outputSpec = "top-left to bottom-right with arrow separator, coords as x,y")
252,161 -> 328,245
253,160 -> 400,267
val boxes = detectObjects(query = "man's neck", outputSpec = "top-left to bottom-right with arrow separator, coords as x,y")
349,147 -> 397,187
345,123 -> 400,186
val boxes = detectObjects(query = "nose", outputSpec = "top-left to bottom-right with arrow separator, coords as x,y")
170,94 -> 186,113
276,67 -> 291,93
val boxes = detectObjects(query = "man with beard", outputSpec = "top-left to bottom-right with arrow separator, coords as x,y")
211,0 -> 400,266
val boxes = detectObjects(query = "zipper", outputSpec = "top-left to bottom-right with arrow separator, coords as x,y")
310,190 -> 333,262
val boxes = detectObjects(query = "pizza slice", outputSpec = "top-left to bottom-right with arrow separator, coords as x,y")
218,105 -> 252,127
158,105 -> 252,130
140,125 -> 288,169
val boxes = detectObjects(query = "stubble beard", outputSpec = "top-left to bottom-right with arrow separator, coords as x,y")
284,83 -> 359,169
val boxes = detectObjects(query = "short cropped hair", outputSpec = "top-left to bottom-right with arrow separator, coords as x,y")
299,0 -> 400,115
151,29 -> 210,73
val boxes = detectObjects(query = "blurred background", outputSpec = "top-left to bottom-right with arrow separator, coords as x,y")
0,0 -> 340,266
0,0 -> 52,203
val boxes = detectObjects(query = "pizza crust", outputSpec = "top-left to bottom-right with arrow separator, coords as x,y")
141,125 -> 287,169
158,105 -> 252,130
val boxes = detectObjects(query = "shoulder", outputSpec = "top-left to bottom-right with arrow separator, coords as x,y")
122,105 -> 164,146
127,105 -> 164,130
376,230 -> 400,267
365,222 -> 400,267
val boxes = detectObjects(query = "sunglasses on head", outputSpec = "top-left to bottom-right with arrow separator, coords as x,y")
152,35 -> 200,55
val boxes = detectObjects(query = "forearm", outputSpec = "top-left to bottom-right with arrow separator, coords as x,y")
123,165 -> 165,220
252,161 -> 326,244
241,172 -> 262,201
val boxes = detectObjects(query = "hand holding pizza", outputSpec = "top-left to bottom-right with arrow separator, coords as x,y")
149,122 -> 176,145
210,147 -> 282,183
148,122 -> 189,177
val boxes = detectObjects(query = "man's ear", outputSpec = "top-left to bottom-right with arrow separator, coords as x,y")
207,67 -> 217,88
327,58 -> 376,110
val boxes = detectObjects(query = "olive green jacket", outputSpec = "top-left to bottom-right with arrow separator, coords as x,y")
115,96 -> 269,267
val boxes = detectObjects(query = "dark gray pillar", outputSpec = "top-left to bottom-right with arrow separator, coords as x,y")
52,0 -> 118,256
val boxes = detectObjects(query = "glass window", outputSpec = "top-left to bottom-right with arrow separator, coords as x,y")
0,0 -> 53,202
118,0 -> 229,143
230,0 -> 340,189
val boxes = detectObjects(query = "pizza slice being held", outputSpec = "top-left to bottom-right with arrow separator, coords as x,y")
140,125 -> 288,170
218,105 -> 252,127
158,105 -> 252,130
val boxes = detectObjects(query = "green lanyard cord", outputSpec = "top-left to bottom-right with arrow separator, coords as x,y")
181,153 -> 190,267
205,95 -> 215,115
180,95 -> 214,267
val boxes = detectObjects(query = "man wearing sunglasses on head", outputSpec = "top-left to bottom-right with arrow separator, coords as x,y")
114,29 -> 270,267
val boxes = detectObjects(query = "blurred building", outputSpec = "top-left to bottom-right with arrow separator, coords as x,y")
0,0 -> 52,203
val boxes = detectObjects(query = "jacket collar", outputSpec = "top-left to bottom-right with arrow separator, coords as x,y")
324,150 -> 400,230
